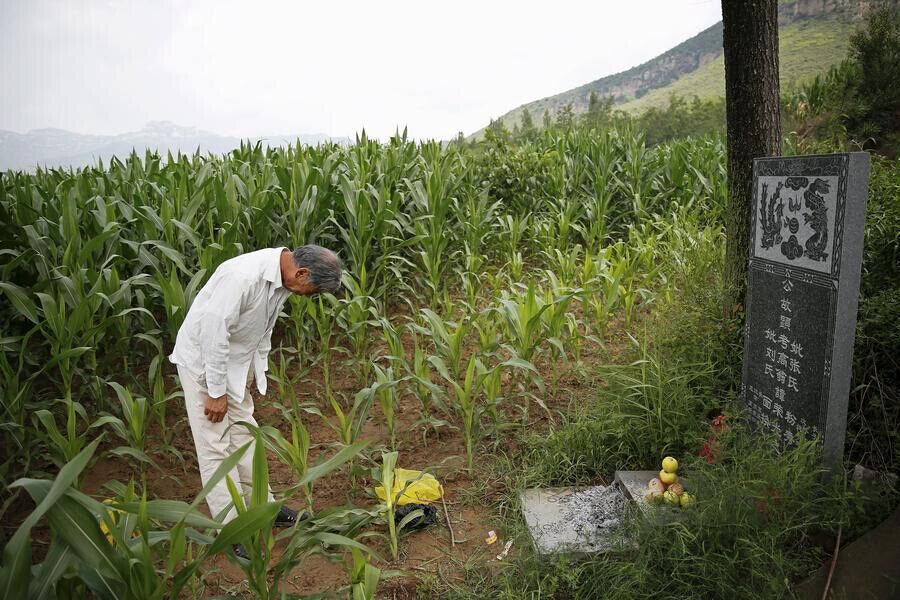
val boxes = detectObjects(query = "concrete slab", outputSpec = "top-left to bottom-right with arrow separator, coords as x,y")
615,470 -> 693,521
795,505 -> 900,600
520,485 -> 628,555
615,470 -> 658,510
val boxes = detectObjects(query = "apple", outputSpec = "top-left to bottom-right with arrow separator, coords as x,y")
645,491 -> 664,505
659,469 -> 677,485
663,490 -> 680,506
668,482 -> 684,497
647,478 -> 666,494
680,492 -> 695,508
662,456 -> 679,474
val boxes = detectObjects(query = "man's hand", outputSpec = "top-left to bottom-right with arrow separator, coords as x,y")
204,394 -> 228,423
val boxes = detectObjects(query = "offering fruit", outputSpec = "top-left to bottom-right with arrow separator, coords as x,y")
647,478 -> 666,494
662,456 -> 679,474
645,491 -> 665,505
680,492 -> 695,508
663,490 -> 680,506
659,469 -> 677,485
668,482 -> 684,497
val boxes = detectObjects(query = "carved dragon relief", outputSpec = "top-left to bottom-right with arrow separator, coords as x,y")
757,176 -> 831,264
759,182 -> 784,250
803,178 -> 831,262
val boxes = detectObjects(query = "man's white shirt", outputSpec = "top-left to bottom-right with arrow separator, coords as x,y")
169,247 -> 292,401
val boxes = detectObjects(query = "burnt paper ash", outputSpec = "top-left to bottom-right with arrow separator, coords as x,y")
561,484 -> 627,535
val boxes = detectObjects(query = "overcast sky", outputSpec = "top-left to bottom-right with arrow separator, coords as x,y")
1,0 -> 722,140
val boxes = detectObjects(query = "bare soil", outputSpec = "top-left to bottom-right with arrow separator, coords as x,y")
14,308 -> 639,598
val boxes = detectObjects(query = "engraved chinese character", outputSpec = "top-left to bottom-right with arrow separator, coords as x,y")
773,421 -> 782,434
777,352 -> 788,367
779,315 -> 792,330
785,411 -> 796,426
774,403 -> 783,418
788,376 -> 800,392
782,279 -> 794,293
763,394 -> 773,409
780,298 -> 792,313
765,328 -> 777,343
800,418 -> 808,429
789,358 -> 801,374
777,369 -> 787,384
791,340 -> 804,358
778,334 -> 790,350
774,388 -> 785,402
766,347 -> 777,362
765,364 -> 775,378
784,429 -> 795,445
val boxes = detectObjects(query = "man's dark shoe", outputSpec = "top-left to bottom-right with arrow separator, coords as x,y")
274,506 -> 308,528
233,543 -> 251,561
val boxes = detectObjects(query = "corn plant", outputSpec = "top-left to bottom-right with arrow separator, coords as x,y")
297,294 -> 335,399
407,330 -> 435,413
90,381 -> 156,474
407,145 -> 460,308
267,345 -> 310,411
0,439 -> 248,599
493,281 -> 550,364
331,174 -> 406,302
431,354 -> 537,470
306,385 -> 376,449
371,451 -> 424,561
248,419 -> 372,508
136,329 -> 178,451
498,213 -> 530,281
0,334 -> 37,485
220,429 -> 371,599
372,364 -> 405,449
378,316 -> 407,368
409,308 -> 468,380
475,310 -> 502,357
347,547 -> 381,600
337,273 -> 378,384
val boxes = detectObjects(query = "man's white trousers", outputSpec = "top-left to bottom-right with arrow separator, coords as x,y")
177,365 -> 274,523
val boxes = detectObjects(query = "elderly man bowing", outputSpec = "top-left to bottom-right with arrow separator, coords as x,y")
170,245 -> 342,557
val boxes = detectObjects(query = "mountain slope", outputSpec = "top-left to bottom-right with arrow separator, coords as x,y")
480,0 -> 865,136
0,122 -> 350,172
619,17 -> 854,114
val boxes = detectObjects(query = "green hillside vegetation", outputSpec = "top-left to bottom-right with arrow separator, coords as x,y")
620,17 -> 855,114
477,9 -> 860,139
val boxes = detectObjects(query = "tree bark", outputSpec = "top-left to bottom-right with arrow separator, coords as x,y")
722,0 -> 782,307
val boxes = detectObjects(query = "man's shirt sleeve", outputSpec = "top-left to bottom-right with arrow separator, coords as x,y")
198,275 -> 248,398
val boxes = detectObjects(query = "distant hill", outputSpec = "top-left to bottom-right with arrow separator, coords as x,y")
476,0 -> 868,137
0,121 -> 351,172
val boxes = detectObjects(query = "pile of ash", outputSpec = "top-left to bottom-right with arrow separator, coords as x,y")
561,484 -> 627,536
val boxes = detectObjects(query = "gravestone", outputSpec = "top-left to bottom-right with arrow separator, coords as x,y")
741,152 -> 870,468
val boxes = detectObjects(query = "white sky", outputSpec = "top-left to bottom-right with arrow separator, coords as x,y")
0,0 -> 723,140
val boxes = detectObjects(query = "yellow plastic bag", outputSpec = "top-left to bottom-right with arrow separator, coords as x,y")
375,468 -> 444,506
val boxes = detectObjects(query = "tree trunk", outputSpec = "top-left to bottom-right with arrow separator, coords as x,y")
722,0 -> 782,307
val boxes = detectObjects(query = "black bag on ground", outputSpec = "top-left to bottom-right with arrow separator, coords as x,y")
394,503 -> 437,531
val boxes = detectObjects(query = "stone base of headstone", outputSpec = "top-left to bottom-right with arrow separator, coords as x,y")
520,471 -> 694,555
795,505 -> 900,599
519,484 -> 629,555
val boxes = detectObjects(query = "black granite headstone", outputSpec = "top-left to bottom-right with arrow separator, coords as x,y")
741,152 -> 870,468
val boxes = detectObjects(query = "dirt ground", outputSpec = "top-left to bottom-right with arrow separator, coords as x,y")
16,310 -> 635,598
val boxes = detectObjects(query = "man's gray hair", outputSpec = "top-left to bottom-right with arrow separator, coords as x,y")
291,245 -> 344,293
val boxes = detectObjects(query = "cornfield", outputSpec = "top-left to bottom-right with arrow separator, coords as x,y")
0,127 -> 733,597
